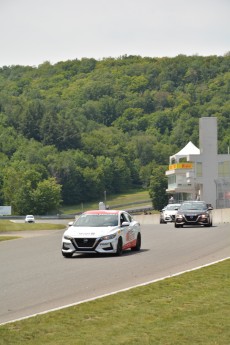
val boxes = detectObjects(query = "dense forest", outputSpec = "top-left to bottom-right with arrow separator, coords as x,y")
0,54 -> 230,214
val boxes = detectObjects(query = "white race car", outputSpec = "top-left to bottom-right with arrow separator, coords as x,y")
160,204 -> 181,223
25,215 -> 35,223
62,210 -> 141,257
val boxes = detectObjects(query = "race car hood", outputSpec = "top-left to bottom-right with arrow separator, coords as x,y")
164,210 -> 178,215
64,225 -> 119,238
178,210 -> 206,215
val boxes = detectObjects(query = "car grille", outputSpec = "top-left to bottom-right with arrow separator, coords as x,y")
73,238 -> 97,249
184,215 -> 199,222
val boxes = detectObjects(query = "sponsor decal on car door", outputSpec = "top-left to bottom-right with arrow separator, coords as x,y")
123,228 -> 136,250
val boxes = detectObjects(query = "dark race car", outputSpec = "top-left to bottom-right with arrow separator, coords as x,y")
174,201 -> 213,228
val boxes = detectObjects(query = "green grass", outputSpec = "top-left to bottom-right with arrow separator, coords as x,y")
61,189 -> 151,214
0,259 -> 229,345
0,220 -> 66,233
0,236 -> 21,242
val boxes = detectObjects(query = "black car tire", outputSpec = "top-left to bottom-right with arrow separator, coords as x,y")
62,251 -> 73,258
205,220 -> 212,227
131,233 -> 141,251
116,237 -> 123,256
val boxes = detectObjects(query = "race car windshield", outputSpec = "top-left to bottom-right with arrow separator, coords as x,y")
166,205 -> 180,210
180,203 -> 207,211
74,214 -> 118,227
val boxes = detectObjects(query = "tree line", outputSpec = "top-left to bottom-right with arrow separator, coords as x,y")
0,54 -> 230,214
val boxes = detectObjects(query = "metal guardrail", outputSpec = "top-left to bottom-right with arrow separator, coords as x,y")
0,204 -> 154,220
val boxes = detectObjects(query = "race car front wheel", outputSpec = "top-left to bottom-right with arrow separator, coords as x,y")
116,237 -> 123,256
131,233 -> 141,251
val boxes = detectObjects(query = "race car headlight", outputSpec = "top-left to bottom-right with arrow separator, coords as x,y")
64,234 -> 73,240
200,213 -> 208,218
101,233 -> 116,241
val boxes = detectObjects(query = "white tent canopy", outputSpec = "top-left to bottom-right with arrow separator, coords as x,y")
170,141 -> 200,164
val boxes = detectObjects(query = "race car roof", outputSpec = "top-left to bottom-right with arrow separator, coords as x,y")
84,210 -> 120,215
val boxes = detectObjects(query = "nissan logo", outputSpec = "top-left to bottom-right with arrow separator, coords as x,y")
83,238 -> 88,243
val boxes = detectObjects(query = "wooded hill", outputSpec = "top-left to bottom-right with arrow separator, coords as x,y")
0,54 -> 230,214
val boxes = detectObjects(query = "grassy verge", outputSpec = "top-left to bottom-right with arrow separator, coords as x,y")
0,220 -> 66,233
0,236 -> 21,242
0,259 -> 229,345
61,189 -> 151,214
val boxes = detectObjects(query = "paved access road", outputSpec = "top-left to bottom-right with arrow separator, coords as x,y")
0,223 -> 229,324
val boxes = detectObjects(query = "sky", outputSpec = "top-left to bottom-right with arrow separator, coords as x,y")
0,0 -> 229,67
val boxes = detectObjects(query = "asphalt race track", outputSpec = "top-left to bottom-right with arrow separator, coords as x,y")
0,222 -> 229,324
